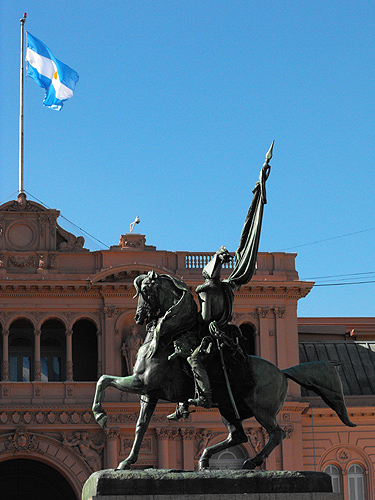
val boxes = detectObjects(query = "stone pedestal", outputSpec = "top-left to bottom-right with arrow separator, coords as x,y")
82,469 -> 343,500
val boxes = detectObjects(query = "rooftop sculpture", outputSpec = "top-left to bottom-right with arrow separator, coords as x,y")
92,143 -> 355,470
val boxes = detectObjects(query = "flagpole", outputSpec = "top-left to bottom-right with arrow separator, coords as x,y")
19,13 -> 27,194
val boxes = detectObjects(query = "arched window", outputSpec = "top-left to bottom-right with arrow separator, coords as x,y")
348,464 -> 365,500
9,319 -> 34,381
239,323 -> 256,355
324,464 -> 341,493
41,320 -> 66,381
210,445 -> 247,469
72,319 -> 98,381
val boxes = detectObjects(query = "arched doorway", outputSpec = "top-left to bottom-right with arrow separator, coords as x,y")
210,444 -> 248,469
0,458 -> 78,500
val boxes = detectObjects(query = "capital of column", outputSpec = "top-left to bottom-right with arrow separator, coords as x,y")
257,308 -> 269,319
103,307 -> 119,319
105,428 -> 120,441
274,307 -> 286,319
34,329 -> 41,337
3,328 -> 9,337
180,428 -> 196,441
155,428 -> 175,440
284,426 -> 294,439
66,329 -> 73,337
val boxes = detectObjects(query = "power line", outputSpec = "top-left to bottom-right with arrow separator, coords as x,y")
313,280 -> 375,287
303,271 -> 375,280
24,191 -> 110,249
281,226 -> 375,251
0,191 -> 19,205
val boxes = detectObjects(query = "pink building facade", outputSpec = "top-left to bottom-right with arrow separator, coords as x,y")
0,194 -> 373,500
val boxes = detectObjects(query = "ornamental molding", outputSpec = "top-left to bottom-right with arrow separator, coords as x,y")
9,255 -> 35,268
337,448 -> 351,463
122,436 -> 152,454
237,283 -> 312,300
0,409 -> 95,425
107,412 -> 138,424
0,285 -> 101,299
0,428 -> 43,455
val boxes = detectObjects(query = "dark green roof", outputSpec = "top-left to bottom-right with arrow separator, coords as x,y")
299,341 -> 375,396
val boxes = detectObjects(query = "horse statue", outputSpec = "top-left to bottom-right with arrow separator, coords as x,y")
92,143 -> 355,470
92,270 -> 355,470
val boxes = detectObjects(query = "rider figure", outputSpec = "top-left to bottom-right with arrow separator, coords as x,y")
168,246 -> 238,419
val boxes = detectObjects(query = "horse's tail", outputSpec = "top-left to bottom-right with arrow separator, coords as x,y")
283,361 -> 356,428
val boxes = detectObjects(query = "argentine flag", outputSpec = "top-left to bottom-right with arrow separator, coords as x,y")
26,32 -> 79,110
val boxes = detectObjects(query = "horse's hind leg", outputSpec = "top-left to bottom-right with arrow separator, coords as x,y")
242,413 -> 286,470
117,395 -> 158,470
199,409 -> 247,470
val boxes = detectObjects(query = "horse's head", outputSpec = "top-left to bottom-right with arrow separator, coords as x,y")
133,270 -> 161,325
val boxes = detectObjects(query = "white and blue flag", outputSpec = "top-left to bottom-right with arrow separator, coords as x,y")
26,32 -> 79,110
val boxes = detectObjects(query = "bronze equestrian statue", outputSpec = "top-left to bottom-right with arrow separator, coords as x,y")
92,143 -> 355,470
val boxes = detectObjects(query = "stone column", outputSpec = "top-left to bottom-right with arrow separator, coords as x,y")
180,428 -> 196,470
103,307 -> 119,375
105,428 -> 120,469
2,328 -> 9,381
274,308 -> 287,369
97,329 -> 102,377
257,308 -> 270,360
66,329 -> 73,381
168,429 -> 180,469
34,329 -> 41,381
281,426 -> 295,471
155,428 -> 170,469
342,469 -> 349,500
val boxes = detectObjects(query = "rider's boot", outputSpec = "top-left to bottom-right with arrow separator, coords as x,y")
167,402 -> 191,421
188,390 -> 212,409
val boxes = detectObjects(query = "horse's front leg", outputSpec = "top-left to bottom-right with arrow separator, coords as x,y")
117,396 -> 158,470
92,374 -> 143,428
92,375 -> 119,428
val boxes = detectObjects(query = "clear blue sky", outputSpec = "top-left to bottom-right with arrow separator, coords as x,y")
1,1 -> 374,318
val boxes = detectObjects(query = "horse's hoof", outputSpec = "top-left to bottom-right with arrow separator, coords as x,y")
198,459 -> 209,470
116,460 -> 132,470
242,459 -> 257,470
94,412 -> 107,428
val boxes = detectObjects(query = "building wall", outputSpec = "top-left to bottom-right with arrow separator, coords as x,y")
1,196 -> 373,500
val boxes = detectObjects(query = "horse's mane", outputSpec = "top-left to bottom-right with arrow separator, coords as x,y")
136,272 -> 198,358
155,274 -> 198,340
